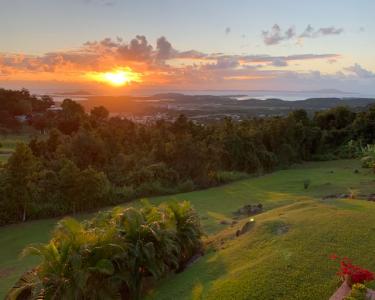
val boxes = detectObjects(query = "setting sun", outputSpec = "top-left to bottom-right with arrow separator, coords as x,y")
86,67 -> 142,86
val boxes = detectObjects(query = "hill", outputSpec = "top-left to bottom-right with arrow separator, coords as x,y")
1,159 -> 375,299
78,94 -> 375,121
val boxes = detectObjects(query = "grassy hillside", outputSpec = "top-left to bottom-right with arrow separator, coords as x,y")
0,159 -> 374,299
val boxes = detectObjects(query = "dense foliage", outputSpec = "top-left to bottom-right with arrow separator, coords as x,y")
1,89 -> 375,225
0,88 -> 54,133
7,200 -> 202,300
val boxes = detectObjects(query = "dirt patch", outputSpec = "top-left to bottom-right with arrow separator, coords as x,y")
276,224 -> 289,235
263,220 -> 289,236
235,220 -> 255,237
233,203 -> 263,217
322,193 -> 375,201
322,194 -> 349,200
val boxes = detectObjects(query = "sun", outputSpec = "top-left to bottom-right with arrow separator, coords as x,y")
86,67 -> 142,86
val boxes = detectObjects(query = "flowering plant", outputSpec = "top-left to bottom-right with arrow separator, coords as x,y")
330,254 -> 374,284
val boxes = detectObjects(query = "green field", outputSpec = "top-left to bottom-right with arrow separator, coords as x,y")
1,159 -> 375,299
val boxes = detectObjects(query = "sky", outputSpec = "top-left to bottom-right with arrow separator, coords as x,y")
0,0 -> 374,95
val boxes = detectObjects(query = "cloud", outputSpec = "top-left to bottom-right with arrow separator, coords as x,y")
5,34 -> 373,93
156,36 -> 176,61
262,24 -> 296,45
271,58 -> 288,67
116,35 -> 154,61
262,24 -> 344,45
345,64 -> 375,78
239,53 -> 339,65
300,25 -> 343,38
83,0 -> 116,6
225,27 -> 231,35
203,57 -> 239,69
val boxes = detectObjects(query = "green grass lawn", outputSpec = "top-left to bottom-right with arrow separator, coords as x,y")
0,159 -> 374,299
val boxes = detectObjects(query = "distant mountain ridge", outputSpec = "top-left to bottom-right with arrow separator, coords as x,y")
79,93 -> 375,120
146,93 -> 375,108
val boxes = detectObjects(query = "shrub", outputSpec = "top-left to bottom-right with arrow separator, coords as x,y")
108,185 -> 136,205
135,180 -> 175,197
177,179 -> 195,193
215,171 -> 249,184
360,144 -> 375,168
8,201 -> 203,300
303,179 -> 311,190
338,140 -> 362,159
344,283 -> 367,300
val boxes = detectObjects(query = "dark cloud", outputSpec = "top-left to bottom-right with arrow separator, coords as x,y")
117,35 -> 153,61
345,64 -> 375,78
225,27 -> 231,35
156,36 -> 176,60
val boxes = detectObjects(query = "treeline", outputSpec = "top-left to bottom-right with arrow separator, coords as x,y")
0,92 -> 375,225
0,88 -> 54,132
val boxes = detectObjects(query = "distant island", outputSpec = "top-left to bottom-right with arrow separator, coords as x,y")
53,90 -> 92,96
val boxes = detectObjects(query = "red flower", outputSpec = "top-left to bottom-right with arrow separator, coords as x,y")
336,258 -> 374,284
329,253 -> 339,260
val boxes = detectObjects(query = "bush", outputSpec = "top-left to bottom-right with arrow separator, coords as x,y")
215,171 -> 249,184
136,180 -> 176,197
360,144 -> 375,168
176,179 -> 196,193
338,140 -> 361,159
8,201 -> 203,300
344,283 -> 367,300
361,156 -> 374,168
108,185 -> 136,205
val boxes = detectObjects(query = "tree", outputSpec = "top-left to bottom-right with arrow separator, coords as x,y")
75,167 -> 110,211
58,159 -> 80,214
288,109 -> 309,125
31,95 -> 54,112
58,99 -> 85,134
90,106 -> 109,122
314,106 -> 355,130
4,143 -> 38,222
70,129 -> 107,169
60,98 -> 85,117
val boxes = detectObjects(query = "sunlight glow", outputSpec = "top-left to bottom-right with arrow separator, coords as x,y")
86,68 -> 142,86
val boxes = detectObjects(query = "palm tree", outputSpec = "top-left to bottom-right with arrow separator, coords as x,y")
167,201 -> 203,269
10,218 -> 124,299
114,205 -> 179,300
8,201 -> 203,300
